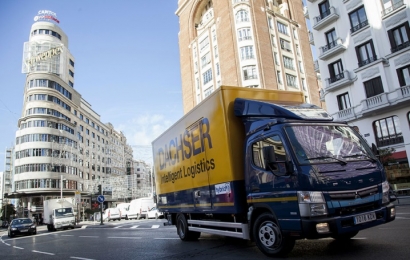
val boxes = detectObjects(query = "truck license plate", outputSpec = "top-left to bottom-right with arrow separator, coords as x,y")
354,212 -> 376,224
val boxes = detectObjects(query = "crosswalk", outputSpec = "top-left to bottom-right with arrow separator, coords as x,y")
114,224 -> 161,229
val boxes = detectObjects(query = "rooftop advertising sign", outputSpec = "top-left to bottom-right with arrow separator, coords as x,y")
34,10 -> 60,24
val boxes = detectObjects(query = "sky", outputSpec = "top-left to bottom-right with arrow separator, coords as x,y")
0,0 -> 183,169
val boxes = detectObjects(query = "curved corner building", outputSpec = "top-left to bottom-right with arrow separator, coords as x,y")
14,12 -> 133,219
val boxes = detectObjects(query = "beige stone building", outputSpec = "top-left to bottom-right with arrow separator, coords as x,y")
176,0 -> 322,113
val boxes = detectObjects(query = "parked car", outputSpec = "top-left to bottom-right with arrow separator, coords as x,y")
8,218 -> 37,238
147,207 -> 163,219
103,207 -> 121,222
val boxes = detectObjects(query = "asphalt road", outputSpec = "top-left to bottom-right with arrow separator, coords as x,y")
1,205 -> 409,260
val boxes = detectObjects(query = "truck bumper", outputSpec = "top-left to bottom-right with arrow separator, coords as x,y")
300,204 -> 395,239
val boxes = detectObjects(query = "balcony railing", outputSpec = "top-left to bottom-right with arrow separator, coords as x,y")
319,38 -> 346,60
309,31 -> 314,45
350,20 -> 369,34
376,135 -> 404,147
244,75 -> 258,80
313,7 -> 339,30
239,36 -> 252,41
382,0 -> 404,16
391,41 -> 410,53
314,60 -> 320,72
358,55 -> 377,67
325,70 -> 353,91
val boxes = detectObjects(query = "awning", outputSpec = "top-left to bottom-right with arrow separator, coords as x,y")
5,192 -> 26,199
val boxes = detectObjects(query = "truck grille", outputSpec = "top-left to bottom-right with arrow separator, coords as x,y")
328,186 -> 378,200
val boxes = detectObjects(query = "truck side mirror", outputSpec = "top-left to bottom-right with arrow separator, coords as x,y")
371,143 -> 379,157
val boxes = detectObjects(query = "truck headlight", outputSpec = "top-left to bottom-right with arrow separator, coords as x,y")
382,181 -> 390,204
298,191 -> 328,217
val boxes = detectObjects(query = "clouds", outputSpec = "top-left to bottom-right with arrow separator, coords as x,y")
117,113 -> 176,164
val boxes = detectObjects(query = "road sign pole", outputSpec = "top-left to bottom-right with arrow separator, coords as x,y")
98,185 -> 104,225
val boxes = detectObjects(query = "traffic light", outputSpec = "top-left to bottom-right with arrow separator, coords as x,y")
98,185 -> 102,195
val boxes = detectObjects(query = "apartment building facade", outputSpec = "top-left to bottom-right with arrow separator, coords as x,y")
305,0 -> 410,192
176,0 -> 323,113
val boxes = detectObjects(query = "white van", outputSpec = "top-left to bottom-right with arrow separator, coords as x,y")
128,197 -> 155,219
116,203 -> 130,220
103,207 -> 121,222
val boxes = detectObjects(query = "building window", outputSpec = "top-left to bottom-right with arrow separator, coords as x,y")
203,69 -> 213,84
243,65 -> 257,80
328,59 -> 344,83
240,46 -> 254,60
397,64 -> 410,86
356,40 -> 377,67
293,28 -> 298,39
349,6 -> 368,33
324,29 -> 338,51
283,56 -> 295,70
277,71 -> 282,84
301,78 -> 306,91
337,92 -> 351,110
204,86 -> 214,98
388,22 -> 410,53
201,52 -> 211,68
69,70 -> 74,77
268,17 -> 273,29
216,63 -> 220,76
200,37 -> 209,52
298,61 -> 304,73
364,76 -> 384,98
286,74 -> 298,88
382,0 -> 405,16
274,52 -> 279,65
277,22 -> 288,35
318,0 -> 331,20
214,46 -> 218,58
236,10 -> 249,23
69,81 -> 74,88
373,116 -> 403,147
280,38 -> 292,52
238,27 -> 252,41
69,59 -> 75,67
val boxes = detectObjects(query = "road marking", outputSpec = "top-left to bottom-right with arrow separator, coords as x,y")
107,237 -> 142,239
33,250 -> 55,255
70,257 -> 95,260
62,235 -> 74,236
130,225 -> 139,229
154,238 -> 180,240
4,243 -> 10,246
13,246 -> 24,249
151,225 -> 160,228
79,236 -> 99,238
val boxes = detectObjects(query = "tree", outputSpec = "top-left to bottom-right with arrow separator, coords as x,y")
378,147 -> 397,165
1,203 -> 16,221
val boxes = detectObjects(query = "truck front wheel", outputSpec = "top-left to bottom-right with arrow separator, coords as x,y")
176,214 -> 200,241
253,213 -> 295,257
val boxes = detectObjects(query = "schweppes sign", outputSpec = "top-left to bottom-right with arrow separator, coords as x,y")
25,46 -> 63,67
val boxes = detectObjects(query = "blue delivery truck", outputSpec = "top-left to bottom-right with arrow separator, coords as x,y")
152,86 -> 396,257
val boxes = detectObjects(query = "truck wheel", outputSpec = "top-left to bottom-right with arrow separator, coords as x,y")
125,215 -> 129,220
47,224 -> 52,231
253,213 -> 295,257
137,214 -> 141,220
176,214 -> 200,241
331,231 -> 359,240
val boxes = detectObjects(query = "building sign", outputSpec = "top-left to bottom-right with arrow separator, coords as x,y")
25,46 -> 63,68
34,10 -> 60,24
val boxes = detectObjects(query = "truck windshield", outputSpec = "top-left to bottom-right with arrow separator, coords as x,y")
54,208 -> 74,218
285,125 -> 376,165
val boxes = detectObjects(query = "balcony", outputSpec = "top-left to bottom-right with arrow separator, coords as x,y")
312,7 -> 339,31
382,0 -> 405,17
304,6 -> 309,18
314,60 -> 320,72
309,31 -> 314,45
325,70 -> 354,92
307,0 -> 317,2
336,107 -> 357,121
391,41 -> 410,54
350,20 -> 369,34
358,55 -> 378,67
361,93 -> 389,115
319,88 -> 325,102
319,38 -> 346,60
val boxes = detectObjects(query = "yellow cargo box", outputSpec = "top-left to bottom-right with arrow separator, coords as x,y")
153,86 -> 304,199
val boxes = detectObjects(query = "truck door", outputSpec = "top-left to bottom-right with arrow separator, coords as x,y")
248,133 -> 300,230
188,118 -> 213,212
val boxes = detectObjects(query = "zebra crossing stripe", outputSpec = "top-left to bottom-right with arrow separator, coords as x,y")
151,225 -> 160,229
130,225 -> 139,229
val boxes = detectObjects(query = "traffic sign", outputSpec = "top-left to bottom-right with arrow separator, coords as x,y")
75,190 -> 81,204
97,195 -> 105,203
